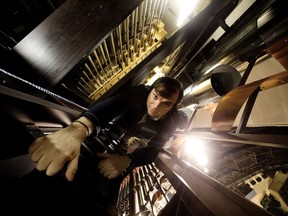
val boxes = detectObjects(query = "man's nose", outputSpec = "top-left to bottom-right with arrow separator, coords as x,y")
152,100 -> 161,109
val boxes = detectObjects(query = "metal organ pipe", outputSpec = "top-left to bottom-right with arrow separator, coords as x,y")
65,0 -> 168,102
191,0 -> 288,81
181,65 -> 241,107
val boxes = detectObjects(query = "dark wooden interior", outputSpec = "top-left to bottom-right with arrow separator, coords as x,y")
1,0 -> 288,215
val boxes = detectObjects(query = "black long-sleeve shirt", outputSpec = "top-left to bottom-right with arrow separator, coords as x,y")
82,84 -> 181,167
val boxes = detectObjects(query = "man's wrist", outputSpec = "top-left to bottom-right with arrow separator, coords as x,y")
72,117 -> 94,138
74,120 -> 91,136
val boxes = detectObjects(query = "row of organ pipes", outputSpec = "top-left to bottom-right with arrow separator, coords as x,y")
116,162 -> 176,216
64,0 -> 169,102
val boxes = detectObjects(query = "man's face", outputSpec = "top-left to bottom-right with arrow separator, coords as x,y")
146,88 -> 179,119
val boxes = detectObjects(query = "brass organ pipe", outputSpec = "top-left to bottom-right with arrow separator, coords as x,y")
83,72 -> 95,90
136,36 -> 141,57
134,7 -> 138,45
110,32 -> 118,64
116,25 -> 123,54
159,0 -> 167,20
84,63 -> 94,79
104,39 -> 118,76
138,1 -> 145,54
142,0 -> 148,28
126,18 -> 132,65
103,40 -> 113,69
98,44 -> 106,66
116,25 -> 125,69
155,0 -> 161,20
84,64 -> 99,88
149,0 -> 157,29
64,82 -> 88,101
77,82 -> 90,94
77,85 -> 89,95
122,21 -> 126,46
129,11 -> 136,61
122,18 -> 130,66
99,43 -> 111,77
147,0 -> 153,26
87,56 -> 102,86
131,10 -> 135,38
130,46 -> 136,61
80,76 -> 94,92
128,13 -> 136,61
126,17 -> 130,49
130,12 -> 136,61
93,50 -> 108,80
140,1 -> 148,51
139,1 -> 144,32
147,0 -> 157,46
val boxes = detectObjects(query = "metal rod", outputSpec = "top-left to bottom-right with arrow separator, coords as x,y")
93,50 -> 108,80
80,76 -> 94,92
87,56 -> 102,86
139,1 -> 144,32
110,32 -> 118,64
126,17 -> 130,49
99,43 -> 111,78
157,0 -> 166,24
134,7 -> 139,45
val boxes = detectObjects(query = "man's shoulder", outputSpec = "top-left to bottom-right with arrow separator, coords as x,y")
165,109 -> 188,129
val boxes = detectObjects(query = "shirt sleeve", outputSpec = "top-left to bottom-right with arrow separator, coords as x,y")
81,84 -> 147,134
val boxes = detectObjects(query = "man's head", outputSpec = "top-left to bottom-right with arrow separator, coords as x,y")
146,77 -> 183,120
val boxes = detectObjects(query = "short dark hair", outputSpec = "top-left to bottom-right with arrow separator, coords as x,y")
151,77 -> 183,105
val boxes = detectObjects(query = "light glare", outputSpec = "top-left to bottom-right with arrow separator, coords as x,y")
182,137 -> 209,166
176,0 -> 199,27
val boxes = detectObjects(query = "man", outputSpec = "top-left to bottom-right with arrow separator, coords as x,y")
29,76 -> 184,182
1,76 -> 184,215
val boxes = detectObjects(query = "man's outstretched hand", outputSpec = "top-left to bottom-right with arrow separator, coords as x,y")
29,118 -> 91,181
97,153 -> 130,179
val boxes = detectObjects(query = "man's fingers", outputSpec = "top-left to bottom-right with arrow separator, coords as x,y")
46,160 -> 65,177
35,155 -> 50,172
65,156 -> 79,181
29,137 -> 46,154
28,142 -> 40,155
29,144 -> 43,162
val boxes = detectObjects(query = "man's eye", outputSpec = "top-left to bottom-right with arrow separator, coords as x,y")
163,102 -> 171,107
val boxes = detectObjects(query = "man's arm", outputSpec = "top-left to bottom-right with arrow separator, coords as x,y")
28,85 -> 146,181
29,116 -> 93,181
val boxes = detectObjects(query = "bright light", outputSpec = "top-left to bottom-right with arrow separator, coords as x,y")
203,167 -> 209,173
196,154 -> 208,166
176,0 -> 199,27
182,137 -> 208,166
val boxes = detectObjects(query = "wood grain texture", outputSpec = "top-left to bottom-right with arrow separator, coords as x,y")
13,0 -> 143,89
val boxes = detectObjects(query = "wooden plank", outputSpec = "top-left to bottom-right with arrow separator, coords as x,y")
13,0 -> 143,89
156,152 -> 273,216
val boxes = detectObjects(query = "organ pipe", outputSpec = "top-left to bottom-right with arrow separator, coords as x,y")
64,0 -> 168,102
